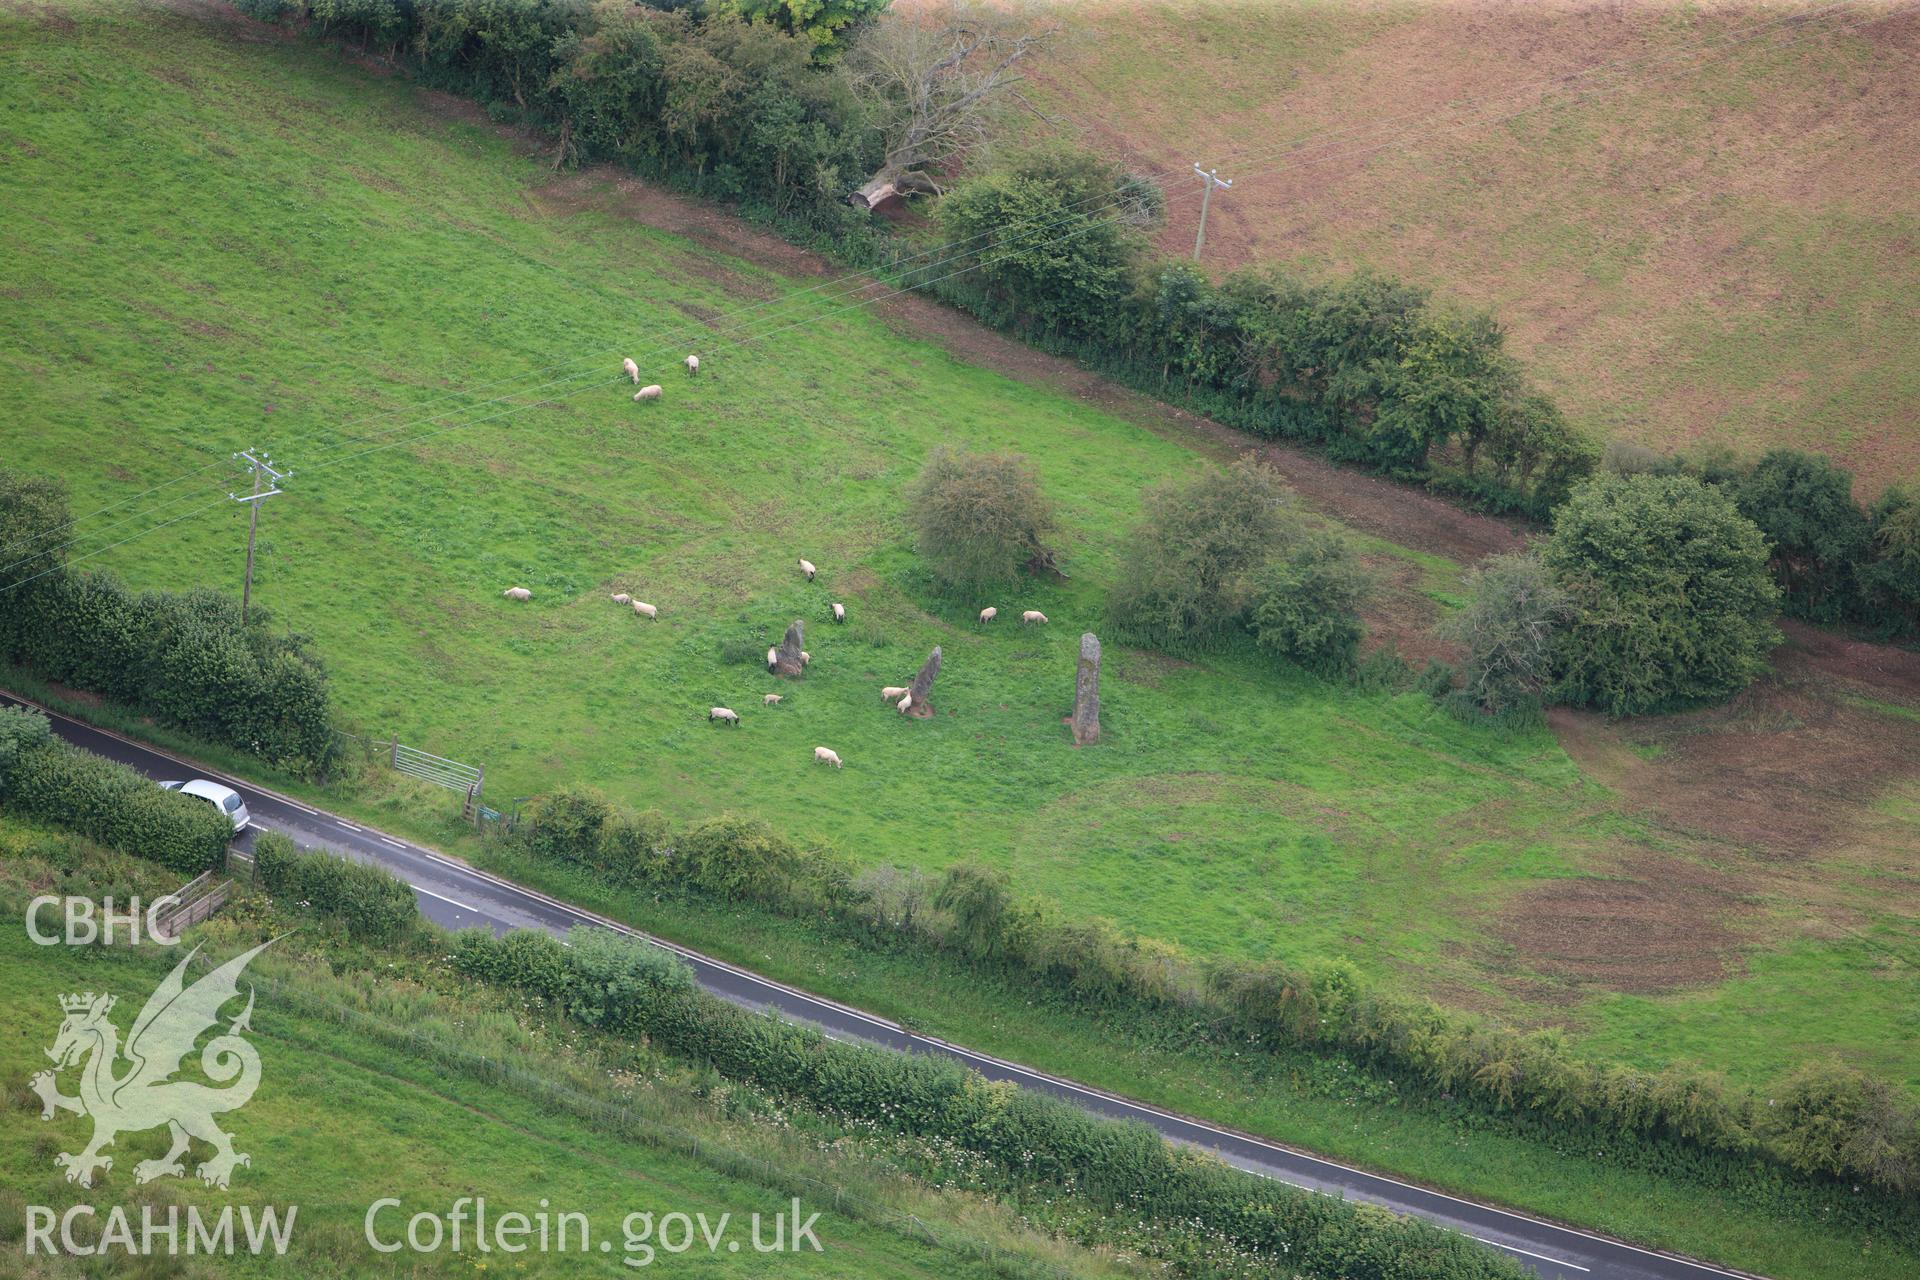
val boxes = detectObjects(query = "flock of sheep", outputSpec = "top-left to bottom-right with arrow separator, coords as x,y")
624,352 -> 697,403
494,354 -> 1054,770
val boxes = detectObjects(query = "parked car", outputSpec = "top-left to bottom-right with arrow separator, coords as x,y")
159,779 -> 251,832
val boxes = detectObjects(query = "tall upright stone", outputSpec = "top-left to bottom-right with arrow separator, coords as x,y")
773,619 -> 806,677
905,645 -> 941,719
1072,632 -> 1101,745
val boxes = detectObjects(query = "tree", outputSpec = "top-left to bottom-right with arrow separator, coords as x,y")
844,0 -> 1053,208
1442,552 -> 1570,716
905,448 -> 1057,592
546,3 -> 670,165
1731,448 -> 1870,622
0,468 -> 71,658
1246,532 -> 1369,674
1542,473 -> 1780,715
714,0 -> 890,61
933,143 -> 1145,336
1106,456 -> 1297,651
1859,486 -> 1920,638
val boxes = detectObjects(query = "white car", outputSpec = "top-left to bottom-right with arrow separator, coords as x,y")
159,779 -> 251,833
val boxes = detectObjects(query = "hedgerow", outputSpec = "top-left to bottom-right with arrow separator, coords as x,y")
453,923 -> 1531,1280
0,707 -> 231,875
504,789 -> 1920,1207
0,470 -> 335,774
252,830 -> 417,942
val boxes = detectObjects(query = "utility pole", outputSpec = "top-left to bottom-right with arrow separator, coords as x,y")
230,450 -> 288,624
1192,164 -> 1234,263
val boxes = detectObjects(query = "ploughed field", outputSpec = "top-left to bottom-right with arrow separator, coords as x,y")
2,1 -> 1914,1097
1006,0 -> 1920,492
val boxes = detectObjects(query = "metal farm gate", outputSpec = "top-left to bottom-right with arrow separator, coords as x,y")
389,739 -> 485,819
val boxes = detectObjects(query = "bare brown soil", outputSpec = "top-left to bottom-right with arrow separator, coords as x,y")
1010,0 -> 1920,494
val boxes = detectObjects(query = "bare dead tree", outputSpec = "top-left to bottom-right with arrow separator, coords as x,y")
845,0 -> 1056,209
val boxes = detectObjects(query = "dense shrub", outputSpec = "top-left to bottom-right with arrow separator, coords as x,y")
252,830 -> 417,941
1443,552 -> 1570,717
935,144 -> 1146,340
0,471 -> 335,773
1106,456 -> 1297,650
1860,485 -> 1920,638
904,447 -> 1057,592
1731,449 -> 1872,623
518,785 -> 613,863
1543,473 -> 1780,715
0,709 -> 231,875
1245,531 -> 1370,674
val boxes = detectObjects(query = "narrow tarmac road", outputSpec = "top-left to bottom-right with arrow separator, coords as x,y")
2,690 -> 1766,1280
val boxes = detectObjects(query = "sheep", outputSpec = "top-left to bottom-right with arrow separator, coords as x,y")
880,686 -> 910,701
767,647 -> 779,672
831,602 -> 846,624
1022,610 -> 1048,625
685,354 -> 700,377
634,385 -> 663,402
611,592 -> 632,604
979,606 -> 997,623
632,600 -> 658,620
622,357 -> 640,385
896,693 -> 913,714
709,707 -> 740,726
813,745 -> 842,769
763,693 -> 783,706
502,587 -> 532,601
798,558 -> 816,581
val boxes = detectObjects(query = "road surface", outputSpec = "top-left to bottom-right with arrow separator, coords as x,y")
1,691 -> 1764,1280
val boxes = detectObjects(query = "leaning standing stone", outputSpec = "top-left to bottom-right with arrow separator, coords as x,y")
1072,632 -> 1101,745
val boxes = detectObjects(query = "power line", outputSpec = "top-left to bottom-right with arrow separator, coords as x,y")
2,1 -> 1903,593
7,0 -> 1866,554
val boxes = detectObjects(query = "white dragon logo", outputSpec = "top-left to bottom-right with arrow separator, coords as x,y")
30,941 -> 272,1190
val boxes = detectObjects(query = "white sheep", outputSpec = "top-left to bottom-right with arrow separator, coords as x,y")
685,354 -> 700,376
622,357 -> 640,384
896,692 -> 913,714
831,602 -> 845,623
632,600 -> 658,620
709,707 -> 739,726
611,592 -> 632,604
880,686 -> 910,701
767,647 -> 779,672
813,745 -> 843,769
634,385 -> 663,402
1022,610 -> 1048,624
763,693 -> 783,706
979,606 -> 997,623
502,587 -> 532,601
798,558 -> 816,581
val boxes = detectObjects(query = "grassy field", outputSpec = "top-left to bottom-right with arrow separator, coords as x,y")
1010,0 -> 1920,492
0,819 -> 1133,1279
0,0 -> 1914,1116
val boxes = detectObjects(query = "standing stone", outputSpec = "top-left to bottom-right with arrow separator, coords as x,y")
905,645 -> 940,719
1072,632 -> 1101,745
774,619 -> 806,677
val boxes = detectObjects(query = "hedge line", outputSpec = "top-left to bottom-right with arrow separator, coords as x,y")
453,923 -> 1529,1280
0,466 -> 335,773
244,4 -> 1920,637
0,707 -> 231,876
502,788 -> 1920,1205
252,830 -> 418,942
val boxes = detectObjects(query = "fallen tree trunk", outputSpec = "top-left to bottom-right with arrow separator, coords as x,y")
850,167 -> 943,210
